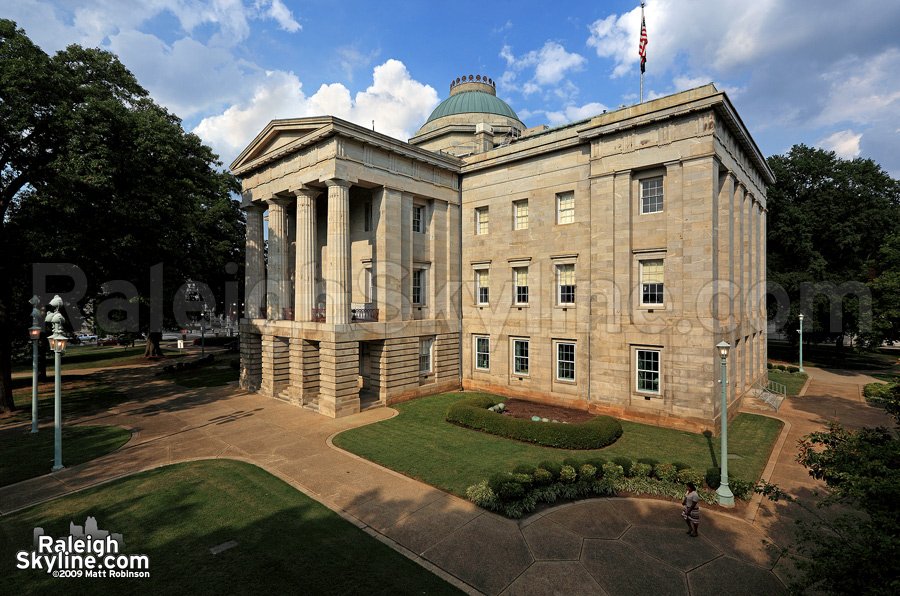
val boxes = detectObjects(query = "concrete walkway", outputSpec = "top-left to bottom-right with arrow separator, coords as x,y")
1,363 -> 892,595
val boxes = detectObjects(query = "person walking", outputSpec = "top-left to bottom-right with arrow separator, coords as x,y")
682,482 -> 700,537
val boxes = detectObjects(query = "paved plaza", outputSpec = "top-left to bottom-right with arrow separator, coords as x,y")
2,362 -> 893,595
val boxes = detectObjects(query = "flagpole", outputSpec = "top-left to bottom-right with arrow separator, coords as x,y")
640,2 -> 645,103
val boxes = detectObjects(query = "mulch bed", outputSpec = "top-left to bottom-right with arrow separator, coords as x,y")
501,398 -> 596,424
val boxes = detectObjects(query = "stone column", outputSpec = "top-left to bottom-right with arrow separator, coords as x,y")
373,187 -> 402,321
293,186 -> 320,322
325,179 -> 353,325
266,196 -> 292,319
243,203 -> 266,319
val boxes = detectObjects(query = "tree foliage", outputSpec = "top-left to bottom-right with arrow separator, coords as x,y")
757,390 -> 900,595
766,144 -> 900,350
0,20 -> 244,412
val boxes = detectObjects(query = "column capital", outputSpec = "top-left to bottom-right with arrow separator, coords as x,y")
324,178 -> 354,189
289,184 -> 322,200
267,195 -> 294,207
242,201 -> 267,213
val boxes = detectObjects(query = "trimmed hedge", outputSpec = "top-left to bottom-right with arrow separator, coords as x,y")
446,395 -> 623,449
466,457 -> 758,518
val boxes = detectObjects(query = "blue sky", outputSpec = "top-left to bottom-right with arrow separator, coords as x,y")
5,0 -> 900,177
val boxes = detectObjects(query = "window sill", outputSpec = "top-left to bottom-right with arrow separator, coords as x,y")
555,378 -> 577,385
637,304 -> 666,311
512,303 -> 530,308
554,304 -> 576,310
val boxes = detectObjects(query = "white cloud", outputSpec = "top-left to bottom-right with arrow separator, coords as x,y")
107,29 -> 251,118
263,0 -> 301,33
336,45 -> 380,81
499,41 -> 586,96
544,102 -> 608,127
817,130 -> 862,159
193,60 -> 439,164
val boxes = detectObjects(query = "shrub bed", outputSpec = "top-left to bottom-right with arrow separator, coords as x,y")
465,456 -> 755,518
864,382 -> 896,401
446,395 -> 622,449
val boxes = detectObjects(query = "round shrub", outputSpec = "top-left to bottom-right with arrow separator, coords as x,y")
538,460 -> 562,480
705,467 -> 722,490
579,464 -> 598,482
676,467 -> 705,487
497,481 -> 525,502
513,463 -> 536,476
585,458 -> 607,473
511,472 -> 534,491
488,472 -> 514,495
729,478 -> 756,501
776,364 -> 787,371
767,362 -> 773,369
602,461 -> 624,480
562,457 -> 584,470
612,456 -> 634,477
560,465 -> 577,483
533,468 -> 554,486
786,366 -> 800,373
631,462 -> 652,478
653,463 -> 678,482
671,461 -> 690,471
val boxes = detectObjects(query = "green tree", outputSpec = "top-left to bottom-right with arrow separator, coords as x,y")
766,144 -> 900,352
0,20 -> 244,413
758,386 -> 900,594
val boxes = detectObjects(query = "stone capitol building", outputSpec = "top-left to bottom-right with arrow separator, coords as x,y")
232,76 -> 772,433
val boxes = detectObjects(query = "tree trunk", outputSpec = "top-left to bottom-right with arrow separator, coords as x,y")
835,333 -> 845,360
143,331 -> 164,358
0,293 -> 16,413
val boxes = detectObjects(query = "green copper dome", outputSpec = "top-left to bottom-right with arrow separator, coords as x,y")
425,91 -> 520,123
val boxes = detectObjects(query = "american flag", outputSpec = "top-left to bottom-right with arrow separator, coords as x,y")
639,11 -> 648,73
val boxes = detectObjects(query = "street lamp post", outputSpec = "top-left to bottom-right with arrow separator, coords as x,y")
28,296 -> 42,434
200,313 -> 206,358
716,340 -> 734,507
45,295 -> 68,472
798,314 -> 804,372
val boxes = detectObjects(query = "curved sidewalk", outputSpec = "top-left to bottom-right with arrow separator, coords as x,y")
4,362 -> 889,594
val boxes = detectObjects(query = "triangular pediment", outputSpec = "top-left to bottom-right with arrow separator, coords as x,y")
230,117 -> 334,173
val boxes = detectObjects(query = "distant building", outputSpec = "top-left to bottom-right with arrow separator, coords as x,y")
232,78 -> 772,432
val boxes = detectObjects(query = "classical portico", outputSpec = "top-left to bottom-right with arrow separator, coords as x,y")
234,117 -> 463,417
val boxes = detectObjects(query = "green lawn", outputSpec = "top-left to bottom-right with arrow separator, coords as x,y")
3,375 -> 129,427
872,373 -> 900,384
0,460 -> 464,596
767,341 -> 898,370
333,393 -> 783,497
11,345 -> 186,374
158,361 -> 239,388
0,425 -> 131,487
768,369 -> 809,396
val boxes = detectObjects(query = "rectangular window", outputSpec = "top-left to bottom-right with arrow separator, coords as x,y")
365,268 -> 373,302
412,269 -> 424,305
513,339 -> 529,375
514,267 -> 529,305
640,177 -> 664,214
557,264 -> 575,305
557,342 -> 575,381
419,338 -> 433,374
364,202 -> 373,232
476,269 -> 489,304
475,336 -> 490,370
514,200 -> 529,230
637,349 -> 660,393
557,191 -> 574,224
475,206 -> 489,235
413,205 -> 424,233
641,259 -> 664,305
